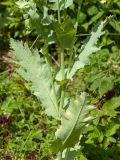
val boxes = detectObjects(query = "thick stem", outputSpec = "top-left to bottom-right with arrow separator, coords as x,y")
57,0 -> 61,23
68,0 -> 83,71
47,59 -> 59,111
57,0 -> 65,110
75,0 -> 83,31
61,51 -> 65,82
45,44 -> 59,112
60,51 -> 65,110
57,151 -> 62,160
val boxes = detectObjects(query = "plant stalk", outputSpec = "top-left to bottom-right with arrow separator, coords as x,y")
45,44 -> 59,112
47,59 -> 59,110
57,151 -> 62,160
57,0 -> 61,23
60,51 -> 65,110
57,0 -> 65,110
68,0 -> 83,71
30,35 -> 40,49
75,0 -> 83,31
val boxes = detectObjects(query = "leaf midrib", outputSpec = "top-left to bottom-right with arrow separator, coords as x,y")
63,98 -> 86,146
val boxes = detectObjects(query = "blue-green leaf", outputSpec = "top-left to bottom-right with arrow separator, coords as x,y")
55,93 -> 94,151
49,0 -> 73,10
10,39 -> 59,119
68,20 -> 106,79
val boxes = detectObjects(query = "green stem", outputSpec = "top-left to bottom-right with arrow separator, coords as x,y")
47,59 -> 59,110
57,0 -> 61,23
30,35 -> 40,49
61,51 -> 65,82
45,44 -> 59,111
75,0 -> 83,32
57,0 -> 65,111
57,151 -> 62,160
60,89 -> 65,110
68,0 -> 83,71
60,51 -> 65,110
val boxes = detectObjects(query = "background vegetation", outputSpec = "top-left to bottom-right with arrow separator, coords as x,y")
0,0 -> 120,159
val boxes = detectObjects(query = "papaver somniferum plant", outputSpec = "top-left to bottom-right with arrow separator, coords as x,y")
10,0 -> 110,159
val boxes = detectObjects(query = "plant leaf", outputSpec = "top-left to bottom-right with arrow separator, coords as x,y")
82,11 -> 104,31
105,124 -> 120,137
57,148 -> 80,160
52,18 -> 75,49
49,0 -> 73,10
55,93 -> 94,151
10,39 -> 59,119
109,19 -> 120,33
101,96 -> 120,117
68,20 -> 106,79
98,78 -> 114,97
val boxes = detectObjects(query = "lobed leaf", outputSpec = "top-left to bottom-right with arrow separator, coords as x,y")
101,96 -> 120,117
68,20 -> 106,79
52,18 -> 76,50
49,0 -> 73,10
55,93 -> 94,151
10,39 -> 59,119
